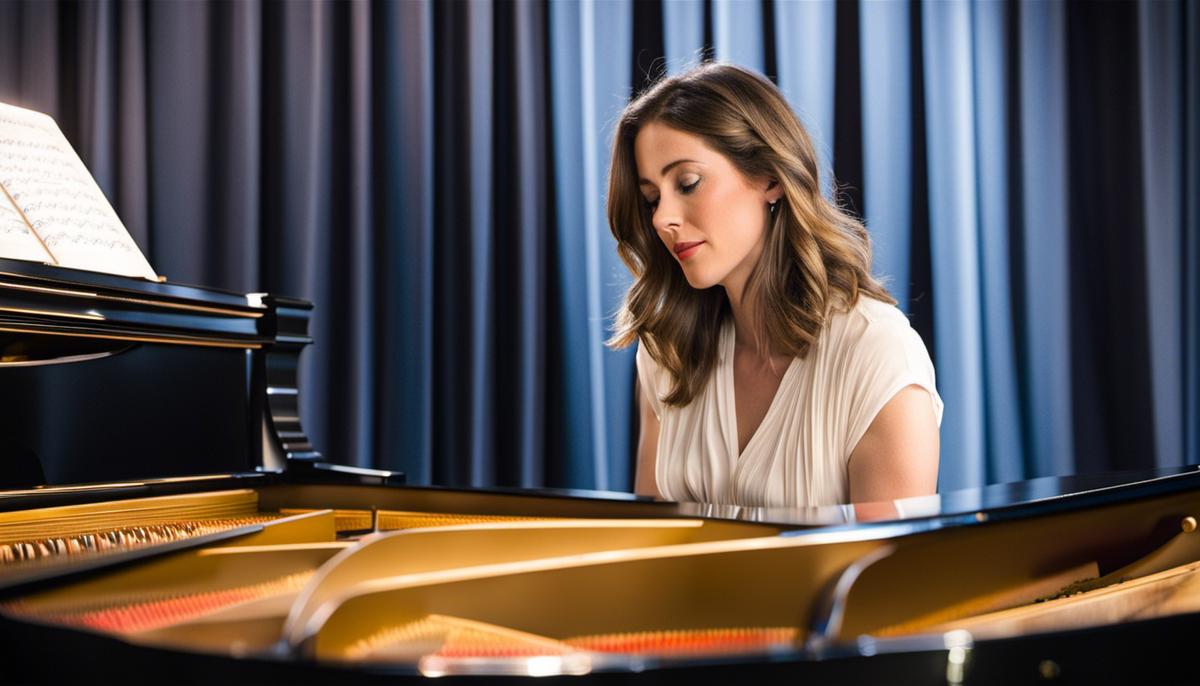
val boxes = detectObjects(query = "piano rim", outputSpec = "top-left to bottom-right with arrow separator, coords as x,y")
2,466 -> 1200,535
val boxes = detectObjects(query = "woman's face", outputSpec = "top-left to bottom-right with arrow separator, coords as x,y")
634,121 -> 779,293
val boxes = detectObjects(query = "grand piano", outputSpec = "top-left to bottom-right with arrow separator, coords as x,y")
0,257 -> 1197,684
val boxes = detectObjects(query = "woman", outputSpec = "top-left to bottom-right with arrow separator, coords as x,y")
606,63 -> 943,508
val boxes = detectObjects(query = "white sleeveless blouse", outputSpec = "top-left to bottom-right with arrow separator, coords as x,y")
636,296 -> 944,508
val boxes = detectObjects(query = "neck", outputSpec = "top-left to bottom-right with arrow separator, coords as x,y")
725,280 -> 758,350
722,231 -> 764,352
721,232 -> 790,366
724,276 -> 789,367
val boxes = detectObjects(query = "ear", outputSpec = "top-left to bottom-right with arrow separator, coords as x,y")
764,178 -> 783,204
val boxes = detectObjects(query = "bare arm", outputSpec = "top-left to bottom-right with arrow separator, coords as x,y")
847,385 -> 940,503
634,377 -> 662,498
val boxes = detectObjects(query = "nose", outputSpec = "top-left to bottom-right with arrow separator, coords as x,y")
652,195 -> 682,235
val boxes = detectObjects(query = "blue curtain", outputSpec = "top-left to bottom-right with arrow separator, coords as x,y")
0,0 -> 1196,493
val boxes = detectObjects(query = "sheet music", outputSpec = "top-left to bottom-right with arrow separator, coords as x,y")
0,103 -> 157,279
0,184 -> 51,263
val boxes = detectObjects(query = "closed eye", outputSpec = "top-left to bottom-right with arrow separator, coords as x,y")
643,178 -> 700,212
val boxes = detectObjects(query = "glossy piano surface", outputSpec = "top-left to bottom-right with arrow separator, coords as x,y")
671,464 -> 1200,526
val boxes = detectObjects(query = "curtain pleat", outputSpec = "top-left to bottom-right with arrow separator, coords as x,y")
971,0 -> 1023,484
373,0 -> 435,482
432,0 -> 482,485
921,0 -> 986,490
115,0 -> 150,253
904,0 -> 936,380
145,0 -> 212,281
662,0 -> 703,74
223,1 -> 261,292
548,0 -> 593,488
713,0 -> 762,72
580,0 -> 609,489
630,0 -> 665,94
76,0 -> 112,193
0,3 -> 19,98
860,1 -> 912,311
462,0 -> 494,487
18,2 -> 60,119
1187,0 -> 1200,469
832,0 -> 863,219
773,0 -> 836,199
1138,0 -> 1185,467
518,0 -> 550,487
1017,0 -> 1074,479
1066,0 -> 1156,474
342,0 -> 375,469
0,0 -> 1195,495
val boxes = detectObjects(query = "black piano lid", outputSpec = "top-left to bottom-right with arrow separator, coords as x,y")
0,257 -> 273,345
0,256 -> 331,487
0,256 -> 258,307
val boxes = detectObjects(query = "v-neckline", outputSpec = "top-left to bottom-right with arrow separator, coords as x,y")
723,319 -> 798,462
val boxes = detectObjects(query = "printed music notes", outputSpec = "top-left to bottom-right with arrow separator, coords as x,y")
0,188 -> 48,262
0,102 -> 157,279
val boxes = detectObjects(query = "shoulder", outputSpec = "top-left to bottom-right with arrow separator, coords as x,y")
824,296 -> 943,438
824,295 -> 922,356
821,295 -> 938,408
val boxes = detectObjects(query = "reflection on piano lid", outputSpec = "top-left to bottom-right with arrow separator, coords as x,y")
0,257 -> 1199,684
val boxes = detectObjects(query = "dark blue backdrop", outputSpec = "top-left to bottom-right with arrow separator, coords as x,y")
0,0 -> 1196,493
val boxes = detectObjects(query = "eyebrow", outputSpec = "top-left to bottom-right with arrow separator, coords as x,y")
638,159 -> 700,186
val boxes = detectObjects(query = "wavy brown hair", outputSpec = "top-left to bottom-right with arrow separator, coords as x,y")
606,62 -> 895,407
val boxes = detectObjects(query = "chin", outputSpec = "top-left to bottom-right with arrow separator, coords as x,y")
681,266 -> 724,291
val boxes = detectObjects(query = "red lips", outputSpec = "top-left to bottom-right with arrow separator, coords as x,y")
673,240 -> 704,256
